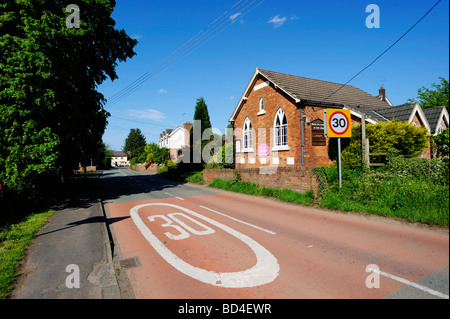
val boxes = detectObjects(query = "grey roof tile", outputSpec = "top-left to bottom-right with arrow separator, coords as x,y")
257,68 -> 391,110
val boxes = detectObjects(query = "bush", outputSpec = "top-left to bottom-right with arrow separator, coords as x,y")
329,121 -> 429,168
386,149 -> 449,185
130,157 -> 139,166
432,128 -> 449,158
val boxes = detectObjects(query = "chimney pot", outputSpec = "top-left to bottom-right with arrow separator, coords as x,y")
379,87 -> 386,102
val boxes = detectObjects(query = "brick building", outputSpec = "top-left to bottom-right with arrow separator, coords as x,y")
229,68 -> 393,169
229,68 -> 448,169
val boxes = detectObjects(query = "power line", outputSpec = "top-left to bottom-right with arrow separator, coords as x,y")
105,0 -> 265,108
109,115 -> 174,128
106,0 -> 262,107
321,0 -> 442,104
105,0 -> 248,105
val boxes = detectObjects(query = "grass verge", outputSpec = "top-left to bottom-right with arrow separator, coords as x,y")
0,209 -> 55,298
208,178 -> 315,206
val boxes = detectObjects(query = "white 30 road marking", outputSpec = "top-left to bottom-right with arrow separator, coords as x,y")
130,203 -> 280,288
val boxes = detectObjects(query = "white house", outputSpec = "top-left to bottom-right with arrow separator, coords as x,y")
159,122 -> 192,161
111,151 -> 130,167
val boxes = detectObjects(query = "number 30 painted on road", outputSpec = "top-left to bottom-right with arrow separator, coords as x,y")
130,203 -> 280,288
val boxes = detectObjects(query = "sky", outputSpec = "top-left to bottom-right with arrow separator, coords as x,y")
98,0 -> 450,151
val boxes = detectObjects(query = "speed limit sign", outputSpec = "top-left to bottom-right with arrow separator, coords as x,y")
326,109 -> 352,138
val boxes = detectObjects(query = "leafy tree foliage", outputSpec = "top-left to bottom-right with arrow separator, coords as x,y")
123,128 -> 147,159
192,97 -> 212,133
408,77 -> 449,112
189,97 -> 215,165
432,128 -> 449,158
0,0 -> 137,199
328,121 -> 429,168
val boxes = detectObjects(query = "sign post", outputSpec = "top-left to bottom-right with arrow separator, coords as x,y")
324,109 -> 352,188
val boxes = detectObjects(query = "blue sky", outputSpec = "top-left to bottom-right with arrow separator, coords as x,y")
98,0 -> 450,151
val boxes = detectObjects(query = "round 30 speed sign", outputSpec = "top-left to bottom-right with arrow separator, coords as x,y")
326,109 -> 352,138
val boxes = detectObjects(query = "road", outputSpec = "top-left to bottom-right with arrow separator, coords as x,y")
101,167 -> 449,299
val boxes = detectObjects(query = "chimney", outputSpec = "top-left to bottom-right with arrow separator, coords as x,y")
183,122 -> 193,146
184,122 -> 193,131
379,86 -> 386,103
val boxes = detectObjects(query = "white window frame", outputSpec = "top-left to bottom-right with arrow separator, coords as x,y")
273,108 -> 289,151
243,117 -> 254,152
257,98 -> 266,116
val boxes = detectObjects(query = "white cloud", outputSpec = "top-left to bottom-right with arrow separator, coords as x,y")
268,14 -> 287,28
128,109 -> 166,121
158,88 -> 168,94
131,34 -> 143,40
229,96 -> 235,100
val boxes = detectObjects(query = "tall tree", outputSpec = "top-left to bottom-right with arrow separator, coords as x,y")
123,128 -> 147,159
0,0 -> 137,199
192,97 -> 212,132
189,97 -> 214,164
408,77 -> 449,111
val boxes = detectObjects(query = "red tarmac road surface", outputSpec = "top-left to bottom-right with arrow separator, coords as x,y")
107,192 -> 449,299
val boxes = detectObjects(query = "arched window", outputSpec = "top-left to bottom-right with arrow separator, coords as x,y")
243,117 -> 253,150
274,108 -> 288,147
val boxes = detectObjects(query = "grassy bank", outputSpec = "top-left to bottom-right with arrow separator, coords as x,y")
208,178 -> 315,207
0,209 -> 55,298
314,165 -> 449,227
158,164 -> 205,185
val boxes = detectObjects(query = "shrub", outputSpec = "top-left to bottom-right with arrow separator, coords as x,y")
432,128 -> 449,158
386,149 -> 449,185
313,163 -> 449,227
328,121 -> 429,168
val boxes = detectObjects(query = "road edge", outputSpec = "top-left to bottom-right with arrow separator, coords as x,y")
99,199 -> 122,299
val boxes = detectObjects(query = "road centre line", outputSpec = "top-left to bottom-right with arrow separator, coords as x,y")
199,206 -> 276,235
368,267 -> 449,299
164,192 -> 184,201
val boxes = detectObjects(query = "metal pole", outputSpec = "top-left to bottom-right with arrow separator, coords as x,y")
338,138 -> 342,188
362,113 -> 366,167
300,108 -> 304,167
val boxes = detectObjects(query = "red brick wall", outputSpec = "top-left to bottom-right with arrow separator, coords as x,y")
233,76 -> 333,169
203,167 -> 318,193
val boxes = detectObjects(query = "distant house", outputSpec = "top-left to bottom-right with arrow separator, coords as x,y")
229,68 -> 448,169
159,122 -> 193,161
111,151 -> 130,167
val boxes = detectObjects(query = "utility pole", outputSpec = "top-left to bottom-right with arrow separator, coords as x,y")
362,113 -> 366,167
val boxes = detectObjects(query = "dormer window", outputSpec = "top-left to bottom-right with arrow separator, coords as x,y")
257,98 -> 266,116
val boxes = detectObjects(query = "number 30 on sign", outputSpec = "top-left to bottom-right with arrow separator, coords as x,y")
325,109 -> 352,138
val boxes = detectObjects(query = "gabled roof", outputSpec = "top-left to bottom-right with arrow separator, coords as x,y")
169,126 -> 185,137
230,68 -> 391,122
377,103 -> 416,122
112,151 -> 128,158
376,102 -> 431,133
423,106 -> 449,135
